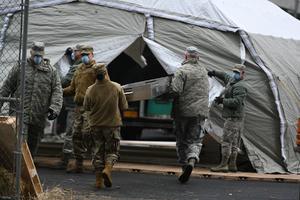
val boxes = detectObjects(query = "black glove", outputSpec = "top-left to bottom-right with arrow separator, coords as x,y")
214,96 -> 223,105
48,109 -> 58,120
65,47 -> 73,56
207,70 -> 216,77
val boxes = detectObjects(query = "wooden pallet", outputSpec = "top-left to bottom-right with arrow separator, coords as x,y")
22,142 -> 43,197
0,116 -> 43,197
35,157 -> 300,183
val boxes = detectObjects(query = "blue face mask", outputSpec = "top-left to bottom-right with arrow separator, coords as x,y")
82,55 -> 90,64
230,71 -> 241,81
71,52 -> 75,61
33,55 -> 42,65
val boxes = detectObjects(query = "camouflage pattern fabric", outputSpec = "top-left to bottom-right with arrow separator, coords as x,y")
170,58 -> 209,118
175,116 -> 205,163
61,59 -> 82,88
63,61 -> 97,106
91,127 -> 121,171
61,59 -> 82,155
24,123 -> 45,158
0,58 -> 63,126
72,106 -> 91,160
214,71 -> 247,119
222,118 -> 243,156
62,109 -> 75,154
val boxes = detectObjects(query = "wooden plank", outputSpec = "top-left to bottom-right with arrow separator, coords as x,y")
35,157 -> 300,183
0,116 -> 43,197
22,142 -> 43,196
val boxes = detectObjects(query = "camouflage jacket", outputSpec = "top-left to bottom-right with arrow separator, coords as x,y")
170,58 -> 209,118
61,59 -> 82,109
61,59 -> 82,88
214,71 -> 247,119
0,58 -> 63,126
63,60 -> 97,106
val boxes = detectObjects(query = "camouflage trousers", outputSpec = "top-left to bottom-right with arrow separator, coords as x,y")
62,109 -> 75,155
24,123 -> 45,158
222,118 -> 243,157
72,106 -> 91,160
175,116 -> 205,164
90,126 -> 121,171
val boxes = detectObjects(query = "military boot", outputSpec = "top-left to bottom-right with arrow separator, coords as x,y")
228,152 -> 238,172
66,159 -> 83,173
55,153 -> 71,169
95,171 -> 105,189
102,164 -> 113,187
211,153 -> 229,172
178,158 -> 196,183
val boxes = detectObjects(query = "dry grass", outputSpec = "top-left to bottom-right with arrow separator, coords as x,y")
36,187 -> 73,200
0,167 -> 15,196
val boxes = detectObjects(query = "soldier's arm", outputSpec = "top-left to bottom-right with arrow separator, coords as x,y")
83,87 -> 92,111
61,65 -> 77,88
0,64 -> 19,98
169,70 -> 185,96
119,87 -> 128,111
63,70 -> 77,96
214,71 -> 231,85
223,86 -> 247,109
49,69 -> 63,114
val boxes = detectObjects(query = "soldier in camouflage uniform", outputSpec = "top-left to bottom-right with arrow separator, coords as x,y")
169,46 -> 209,183
0,42 -> 63,157
83,64 -> 128,189
208,64 -> 247,173
63,45 -> 97,173
58,44 -> 84,169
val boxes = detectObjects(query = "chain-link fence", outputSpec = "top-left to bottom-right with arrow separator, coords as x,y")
0,0 -> 28,199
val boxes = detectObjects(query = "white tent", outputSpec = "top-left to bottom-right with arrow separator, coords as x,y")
1,0 -> 299,173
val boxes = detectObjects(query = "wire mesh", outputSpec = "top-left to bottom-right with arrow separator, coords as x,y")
0,0 -> 26,199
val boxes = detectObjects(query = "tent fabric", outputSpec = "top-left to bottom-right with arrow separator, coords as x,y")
0,0 -> 299,173
27,2 -> 145,63
152,17 -> 287,173
248,34 -> 300,172
89,0 -> 300,39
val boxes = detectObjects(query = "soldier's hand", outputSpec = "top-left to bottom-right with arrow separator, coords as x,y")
48,108 -> 58,120
214,96 -> 223,105
207,70 -> 216,77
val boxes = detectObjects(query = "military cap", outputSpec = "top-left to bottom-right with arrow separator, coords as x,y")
232,64 -> 246,72
31,41 -> 45,56
81,45 -> 94,54
74,44 -> 84,51
94,63 -> 107,74
186,46 -> 199,55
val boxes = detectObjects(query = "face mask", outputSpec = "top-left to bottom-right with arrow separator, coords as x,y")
234,72 -> 241,80
71,52 -> 75,61
96,73 -> 104,80
33,55 -> 42,65
82,55 -> 90,64
230,72 -> 241,81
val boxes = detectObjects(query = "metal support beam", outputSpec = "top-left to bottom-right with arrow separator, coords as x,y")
294,0 -> 299,17
15,0 -> 29,199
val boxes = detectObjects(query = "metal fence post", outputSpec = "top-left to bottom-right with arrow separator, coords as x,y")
15,0 -> 29,199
